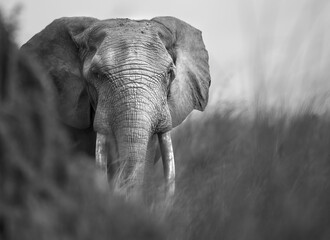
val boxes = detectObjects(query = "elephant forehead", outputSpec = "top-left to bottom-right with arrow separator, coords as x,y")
82,20 -> 173,73
100,18 -> 154,33
97,35 -> 171,68
88,19 -> 156,40
87,20 -> 165,52
103,33 -> 167,60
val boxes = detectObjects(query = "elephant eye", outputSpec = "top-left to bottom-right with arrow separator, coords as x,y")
94,72 -> 101,79
91,68 -> 105,80
167,65 -> 176,84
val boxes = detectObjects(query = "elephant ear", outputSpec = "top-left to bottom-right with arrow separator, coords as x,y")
151,16 -> 211,127
20,17 -> 99,129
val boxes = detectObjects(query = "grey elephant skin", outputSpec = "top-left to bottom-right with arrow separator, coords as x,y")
21,16 -> 211,198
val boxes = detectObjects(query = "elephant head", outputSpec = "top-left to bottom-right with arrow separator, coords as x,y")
21,16 -> 211,198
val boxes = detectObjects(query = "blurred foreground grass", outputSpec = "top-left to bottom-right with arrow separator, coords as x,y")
161,109 -> 330,240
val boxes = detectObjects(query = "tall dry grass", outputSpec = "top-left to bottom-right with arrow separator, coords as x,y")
156,1 -> 330,239
158,110 -> 330,240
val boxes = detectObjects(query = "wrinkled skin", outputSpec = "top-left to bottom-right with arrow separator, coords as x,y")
21,16 -> 211,198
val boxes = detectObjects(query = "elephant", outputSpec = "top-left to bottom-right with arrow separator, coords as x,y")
0,17 -> 165,240
21,16 -> 211,198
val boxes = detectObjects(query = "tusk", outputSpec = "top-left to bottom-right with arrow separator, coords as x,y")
158,131 -> 175,197
96,133 -> 108,174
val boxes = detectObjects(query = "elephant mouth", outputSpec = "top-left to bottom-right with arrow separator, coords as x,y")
95,131 -> 175,196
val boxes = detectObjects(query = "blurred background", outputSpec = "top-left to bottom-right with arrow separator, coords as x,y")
1,1 -> 330,239
2,0 -> 329,115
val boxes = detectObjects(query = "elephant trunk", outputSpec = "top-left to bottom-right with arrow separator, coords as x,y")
115,126 -> 150,194
94,76 -> 175,197
96,129 -> 176,198
102,106 -> 153,197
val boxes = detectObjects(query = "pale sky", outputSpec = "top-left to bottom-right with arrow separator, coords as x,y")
1,0 -> 330,113
1,0 -> 242,62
